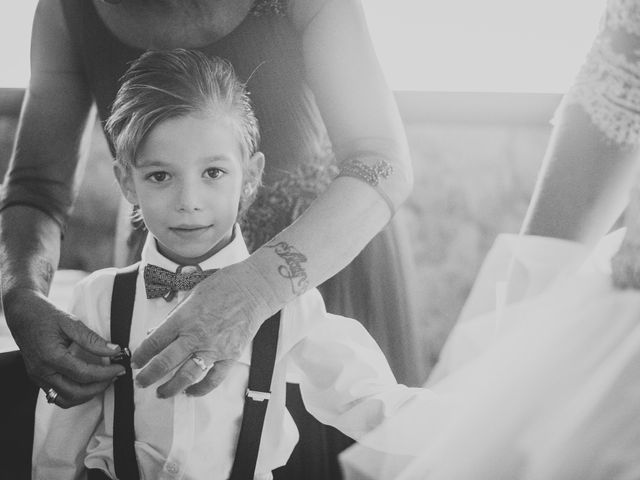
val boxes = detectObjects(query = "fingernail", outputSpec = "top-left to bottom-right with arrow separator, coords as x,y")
107,343 -> 120,350
117,369 -> 126,377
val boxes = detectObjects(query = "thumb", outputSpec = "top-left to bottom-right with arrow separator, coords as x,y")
61,316 -> 121,356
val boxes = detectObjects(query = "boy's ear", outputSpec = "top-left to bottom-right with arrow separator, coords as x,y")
113,163 -> 139,205
245,151 -> 265,192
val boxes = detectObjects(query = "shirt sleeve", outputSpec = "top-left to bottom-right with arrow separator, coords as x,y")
287,310 -> 443,455
31,274 -> 111,479
557,0 -> 640,146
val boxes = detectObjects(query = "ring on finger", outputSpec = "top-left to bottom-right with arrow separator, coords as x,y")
44,387 -> 59,404
190,354 -> 211,372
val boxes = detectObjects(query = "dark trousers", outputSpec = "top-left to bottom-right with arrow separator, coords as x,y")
273,383 -> 354,480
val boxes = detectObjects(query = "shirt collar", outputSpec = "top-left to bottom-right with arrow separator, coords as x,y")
140,224 -> 249,271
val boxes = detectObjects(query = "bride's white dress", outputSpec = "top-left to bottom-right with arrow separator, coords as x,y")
342,231 -> 640,480
341,0 -> 640,477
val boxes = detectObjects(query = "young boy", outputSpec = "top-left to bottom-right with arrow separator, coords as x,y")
32,49 -> 435,480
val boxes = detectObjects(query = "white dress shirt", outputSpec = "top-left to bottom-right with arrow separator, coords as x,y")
32,226 -> 436,480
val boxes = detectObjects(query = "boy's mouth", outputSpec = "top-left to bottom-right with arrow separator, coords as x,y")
170,224 -> 213,233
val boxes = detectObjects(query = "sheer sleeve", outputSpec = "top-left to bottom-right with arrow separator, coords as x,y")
558,0 -> 640,147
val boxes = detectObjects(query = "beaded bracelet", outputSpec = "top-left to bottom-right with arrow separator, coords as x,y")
337,157 -> 396,214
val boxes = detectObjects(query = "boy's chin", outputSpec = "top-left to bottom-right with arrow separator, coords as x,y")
158,239 -> 232,265
163,247 -> 217,264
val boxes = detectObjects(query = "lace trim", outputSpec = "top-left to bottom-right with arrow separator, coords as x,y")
240,162 -> 338,251
250,0 -> 288,16
561,37 -> 640,146
606,0 -> 640,36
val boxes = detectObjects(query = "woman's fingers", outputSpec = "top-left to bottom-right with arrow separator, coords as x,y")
132,263 -> 273,397
61,315 -> 122,357
41,374 -> 115,408
52,349 -> 124,385
37,343 -> 123,405
15,310 -> 123,403
154,352 -> 222,399
130,317 -> 180,371
133,336 -> 191,389
184,359 -> 236,397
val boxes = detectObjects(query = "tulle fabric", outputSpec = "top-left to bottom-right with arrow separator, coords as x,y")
341,231 -> 640,479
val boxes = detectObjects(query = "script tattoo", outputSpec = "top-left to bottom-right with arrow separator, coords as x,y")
268,241 -> 309,295
37,258 -> 55,292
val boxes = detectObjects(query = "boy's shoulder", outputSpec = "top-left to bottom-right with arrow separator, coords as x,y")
75,263 -> 141,296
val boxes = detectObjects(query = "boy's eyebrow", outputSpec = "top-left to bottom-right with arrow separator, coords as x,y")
134,158 -> 170,168
135,155 -> 235,168
202,155 -> 234,164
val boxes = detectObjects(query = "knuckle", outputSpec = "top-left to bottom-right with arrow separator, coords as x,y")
82,329 -> 102,347
184,324 -> 210,348
143,334 -> 163,351
182,368 -> 201,383
150,355 -> 175,377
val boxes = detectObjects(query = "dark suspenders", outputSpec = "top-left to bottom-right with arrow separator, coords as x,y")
89,266 -> 281,480
110,265 -> 140,480
229,309 -> 281,480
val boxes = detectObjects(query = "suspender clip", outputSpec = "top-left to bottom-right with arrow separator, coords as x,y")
246,388 -> 271,402
110,346 -> 132,367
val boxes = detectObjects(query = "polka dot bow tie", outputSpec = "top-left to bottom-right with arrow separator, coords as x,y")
143,264 -> 218,302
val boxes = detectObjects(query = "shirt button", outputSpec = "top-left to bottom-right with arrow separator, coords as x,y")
166,462 -> 180,474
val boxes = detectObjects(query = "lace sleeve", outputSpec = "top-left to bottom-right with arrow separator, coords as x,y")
558,0 -> 640,146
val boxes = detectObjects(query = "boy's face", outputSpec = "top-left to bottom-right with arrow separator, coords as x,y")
115,113 -> 263,264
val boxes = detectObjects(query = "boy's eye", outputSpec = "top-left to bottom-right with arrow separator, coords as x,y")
205,168 -> 224,179
147,171 -> 169,182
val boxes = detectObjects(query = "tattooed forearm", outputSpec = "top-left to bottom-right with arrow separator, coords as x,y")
39,258 -> 55,286
267,241 -> 309,295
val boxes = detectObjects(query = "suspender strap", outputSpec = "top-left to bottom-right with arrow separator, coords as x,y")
110,265 -> 141,480
87,468 -> 112,480
229,312 -> 281,480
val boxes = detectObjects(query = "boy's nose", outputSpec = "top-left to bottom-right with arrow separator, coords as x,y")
176,182 -> 204,212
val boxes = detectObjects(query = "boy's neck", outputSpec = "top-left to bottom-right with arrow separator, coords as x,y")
154,228 -> 236,266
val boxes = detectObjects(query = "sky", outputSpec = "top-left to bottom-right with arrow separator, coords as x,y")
0,0 -> 605,93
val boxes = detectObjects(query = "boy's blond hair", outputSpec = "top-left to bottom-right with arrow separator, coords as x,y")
106,49 -> 262,211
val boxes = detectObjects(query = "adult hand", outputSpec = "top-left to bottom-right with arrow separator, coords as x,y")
132,261 -> 276,398
4,289 -> 125,408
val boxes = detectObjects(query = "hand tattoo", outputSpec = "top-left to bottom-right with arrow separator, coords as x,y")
267,241 -> 309,295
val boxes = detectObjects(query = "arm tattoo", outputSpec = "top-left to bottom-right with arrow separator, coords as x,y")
36,258 -> 56,294
267,241 -> 309,295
